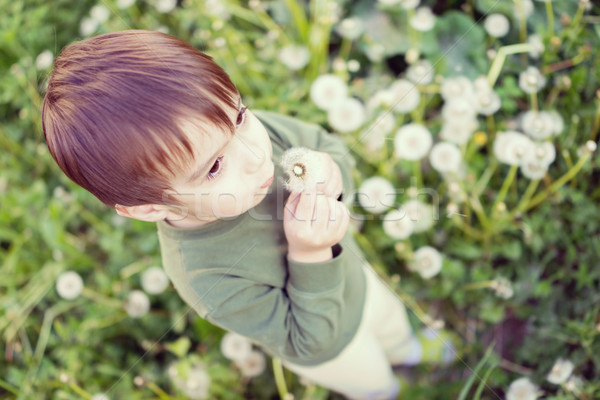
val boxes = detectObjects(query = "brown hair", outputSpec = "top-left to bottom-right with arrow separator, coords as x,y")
42,30 -> 239,209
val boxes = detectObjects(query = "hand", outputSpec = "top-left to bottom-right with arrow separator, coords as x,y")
312,151 -> 343,200
284,189 -> 350,263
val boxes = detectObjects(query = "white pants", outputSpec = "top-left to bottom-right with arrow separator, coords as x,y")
283,264 -> 415,400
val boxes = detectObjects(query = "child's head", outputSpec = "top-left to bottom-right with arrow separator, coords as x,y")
43,30 -> 274,228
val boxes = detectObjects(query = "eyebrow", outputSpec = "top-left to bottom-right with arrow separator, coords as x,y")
184,97 -> 242,184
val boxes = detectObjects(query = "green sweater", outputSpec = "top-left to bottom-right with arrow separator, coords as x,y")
156,110 -> 367,366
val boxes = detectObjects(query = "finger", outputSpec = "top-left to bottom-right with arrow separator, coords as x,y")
312,194 -> 330,231
284,191 -> 302,219
295,188 -> 317,223
334,201 -> 350,236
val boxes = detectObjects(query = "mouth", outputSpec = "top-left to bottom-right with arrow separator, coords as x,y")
260,176 -> 274,189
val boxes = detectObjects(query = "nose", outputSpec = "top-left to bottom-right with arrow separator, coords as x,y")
237,137 -> 265,173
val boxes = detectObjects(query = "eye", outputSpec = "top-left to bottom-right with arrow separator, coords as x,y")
236,106 -> 248,129
206,156 -> 224,181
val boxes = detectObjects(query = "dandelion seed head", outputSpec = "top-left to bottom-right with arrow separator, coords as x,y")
519,67 -> 546,94
220,332 -> 252,361
520,160 -> 548,180
56,271 -> 84,300
280,147 -> 326,192
336,17 -> 364,40
429,142 -> 462,174
125,290 -> 150,318
357,177 -> 396,214
389,79 -> 421,113
484,13 -> 510,38
327,97 -> 366,133
528,34 -> 545,59
493,131 -> 534,165
141,266 -> 170,295
36,50 -> 53,70
406,60 -> 434,85
441,76 -> 474,101
117,0 -> 136,8
547,358 -> 575,385
278,45 -> 310,70
309,74 -> 348,111
394,123 -> 432,160
403,199 -> 434,232
382,209 -> 414,240
410,7 -> 436,32
408,246 -> 442,279
235,350 -> 266,378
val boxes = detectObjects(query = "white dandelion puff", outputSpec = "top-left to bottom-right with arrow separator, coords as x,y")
56,271 -> 84,300
408,246 -> 442,279
565,375 -> 584,395
141,266 -> 170,295
79,17 -> 99,37
439,120 -> 477,145
309,74 -> 348,111
389,79 -> 421,114
90,4 -> 110,23
327,98 -> 366,133
155,0 -> 177,13
519,67 -> 546,94
235,350 -> 266,378
520,160 -> 548,180
336,17 -> 364,40
521,111 -> 554,140
441,76 -> 474,101
365,43 -> 386,62
280,147 -> 326,192
429,142 -> 462,174
490,277 -> 514,299
546,358 -> 575,385
366,89 -> 396,113
278,45 -> 310,70
410,7 -> 436,32
473,80 -> 502,116
394,123 -> 432,160
357,177 -> 396,214
442,98 -> 477,126
220,332 -> 252,361
403,199 -> 435,232
406,60 -> 434,85
528,34 -> 545,59
168,361 -> 211,400
347,59 -> 360,72
506,377 -> 539,400
90,394 -> 110,400
548,110 -> 564,136
513,0 -> 534,20
125,290 -> 150,318
399,0 -> 420,10
36,50 -> 53,70
382,209 -> 414,240
493,131 -> 534,165
116,0 -> 136,9
363,113 -> 396,151
484,13 -> 510,38
526,141 -> 556,166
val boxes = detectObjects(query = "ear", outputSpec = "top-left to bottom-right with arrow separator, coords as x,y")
115,204 -> 170,222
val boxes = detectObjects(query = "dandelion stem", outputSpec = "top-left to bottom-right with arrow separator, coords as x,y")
81,287 -> 123,309
467,195 -> 491,232
283,0 -> 308,42
488,44 -> 532,87
412,160 -> 423,189
0,379 -> 19,395
462,280 -> 495,290
451,216 -> 486,240
145,382 -> 171,399
591,100 -> 600,142
338,37 -> 352,61
272,358 -> 289,398
516,0 -> 528,66
493,165 -> 519,213
529,92 -> 538,112
523,152 -> 591,211
545,0 -> 554,36
474,159 -> 498,197
67,381 -> 91,398
507,178 -> 540,221
572,1 -> 585,29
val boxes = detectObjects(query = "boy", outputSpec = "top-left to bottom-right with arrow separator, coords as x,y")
42,30 -> 454,399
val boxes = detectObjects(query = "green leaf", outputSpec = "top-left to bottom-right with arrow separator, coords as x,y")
165,336 -> 191,358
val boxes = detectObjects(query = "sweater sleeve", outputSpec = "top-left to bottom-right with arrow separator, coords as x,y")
186,243 -> 351,362
254,110 -> 356,206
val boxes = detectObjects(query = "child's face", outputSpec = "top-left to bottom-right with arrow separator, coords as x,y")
164,100 -> 274,228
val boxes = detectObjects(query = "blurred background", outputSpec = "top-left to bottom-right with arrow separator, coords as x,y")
1,0 -> 599,398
